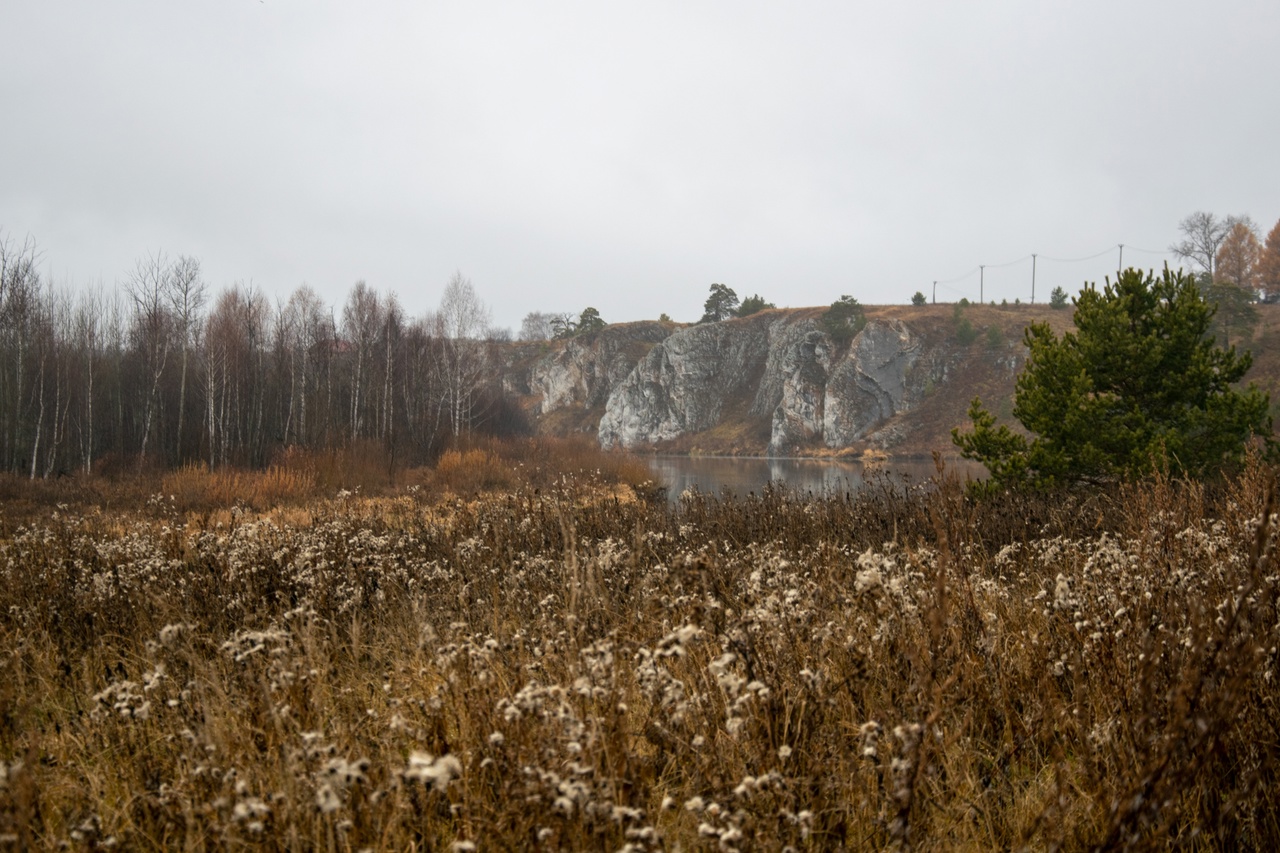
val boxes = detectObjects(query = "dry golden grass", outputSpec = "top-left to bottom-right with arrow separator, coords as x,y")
0,438 -> 654,528
429,448 -> 519,495
1,457 -> 1278,850
162,462 -> 319,512
409,435 -> 655,499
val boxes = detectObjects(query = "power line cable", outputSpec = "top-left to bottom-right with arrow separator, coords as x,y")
931,243 -> 1184,302
982,254 -> 1033,269
1037,247 -> 1116,263
936,266 -> 979,285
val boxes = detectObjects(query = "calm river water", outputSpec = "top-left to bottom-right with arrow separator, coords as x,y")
644,455 -> 979,501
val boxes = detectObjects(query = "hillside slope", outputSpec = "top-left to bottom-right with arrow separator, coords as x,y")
503,303 -> 1280,457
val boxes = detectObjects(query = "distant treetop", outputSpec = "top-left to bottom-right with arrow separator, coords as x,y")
736,293 -> 775,317
699,283 -> 739,323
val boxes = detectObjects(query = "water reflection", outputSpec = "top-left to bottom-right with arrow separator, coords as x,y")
645,455 -> 972,502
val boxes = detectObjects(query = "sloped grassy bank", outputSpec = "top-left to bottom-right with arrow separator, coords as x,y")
1,462 -> 1277,850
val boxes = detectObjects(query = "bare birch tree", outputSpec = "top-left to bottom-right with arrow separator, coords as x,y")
400,315 -> 441,459
203,285 -> 269,467
168,256 -> 206,464
341,281 -> 384,442
103,291 -> 129,465
126,252 -> 176,466
435,272 -> 492,439
26,287 -> 53,479
38,285 -> 76,478
379,293 -> 403,443
73,286 -> 103,474
519,311 -> 557,341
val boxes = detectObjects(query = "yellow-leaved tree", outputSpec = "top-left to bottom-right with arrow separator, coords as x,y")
1258,218 -> 1280,302
1215,219 -> 1262,290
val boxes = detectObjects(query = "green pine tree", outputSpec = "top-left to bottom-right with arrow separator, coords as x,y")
953,267 -> 1272,490
699,283 -> 739,323
575,306 -> 606,335
736,293 -> 775,317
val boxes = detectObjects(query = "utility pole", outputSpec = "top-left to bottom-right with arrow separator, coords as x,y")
1031,254 -> 1037,304
980,265 -> 985,304
932,281 -> 937,304
1118,244 -> 1124,272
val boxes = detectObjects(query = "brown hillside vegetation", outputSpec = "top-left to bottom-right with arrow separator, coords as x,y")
858,302 -> 1080,457
1,460 -> 1278,848
1248,302 -> 1280,415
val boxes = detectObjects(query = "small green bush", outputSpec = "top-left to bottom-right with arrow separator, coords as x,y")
821,295 -> 867,343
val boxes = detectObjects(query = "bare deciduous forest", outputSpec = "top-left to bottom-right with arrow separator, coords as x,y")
0,236 -> 522,480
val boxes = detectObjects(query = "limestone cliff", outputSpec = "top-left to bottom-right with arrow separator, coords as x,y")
526,322 -> 670,414
595,312 -> 774,447
596,312 -> 937,453
502,321 -> 673,434
507,305 -> 1051,455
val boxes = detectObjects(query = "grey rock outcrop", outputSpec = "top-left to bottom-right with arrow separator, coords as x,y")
763,318 -> 922,453
495,305 -> 1069,454
524,322 -> 671,415
597,314 -> 776,447
820,319 -> 921,447
597,314 -> 928,453
761,324 -> 832,452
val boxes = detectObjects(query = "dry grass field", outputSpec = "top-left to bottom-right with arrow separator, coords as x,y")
0,452 -> 1278,850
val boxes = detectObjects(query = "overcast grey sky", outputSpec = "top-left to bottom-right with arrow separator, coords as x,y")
3,1 -> 1277,331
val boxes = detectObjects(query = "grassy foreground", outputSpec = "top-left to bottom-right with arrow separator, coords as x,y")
1,459 -> 1278,850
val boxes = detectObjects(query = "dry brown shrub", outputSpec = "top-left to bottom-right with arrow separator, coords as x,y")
411,436 -> 654,497
431,447 -> 518,494
298,439 -> 395,494
162,462 -> 317,511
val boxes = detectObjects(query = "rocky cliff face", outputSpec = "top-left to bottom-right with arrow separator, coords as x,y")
595,313 -> 932,453
595,313 -> 776,447
822,319 -> 925,448
765,318 -> 925,453
506,321 -> 672,421
507,305 -> 1043,455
